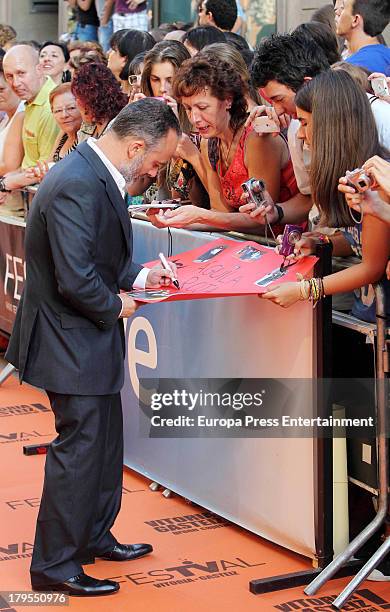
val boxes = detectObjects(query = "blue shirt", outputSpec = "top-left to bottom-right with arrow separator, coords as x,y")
236,0 -> 245,19
347,44 -> 390,76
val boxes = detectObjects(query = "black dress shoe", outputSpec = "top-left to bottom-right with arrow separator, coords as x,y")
98,543 -> 153,561
32,572 -> 119,597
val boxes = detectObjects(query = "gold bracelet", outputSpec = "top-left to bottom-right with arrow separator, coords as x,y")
309,277 -> 325,308
309,278 -> 317,302
300,279 -> 310,300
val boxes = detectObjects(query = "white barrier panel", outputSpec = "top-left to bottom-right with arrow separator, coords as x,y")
122,220 -> 320,560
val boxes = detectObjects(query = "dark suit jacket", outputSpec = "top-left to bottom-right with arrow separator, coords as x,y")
6,142 -> 142,395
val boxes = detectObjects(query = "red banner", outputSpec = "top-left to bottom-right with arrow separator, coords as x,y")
127,238 -> 317,303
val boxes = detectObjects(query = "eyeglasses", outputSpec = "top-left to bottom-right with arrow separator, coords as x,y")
198,3 -> 207,13
52,105 -> 78,115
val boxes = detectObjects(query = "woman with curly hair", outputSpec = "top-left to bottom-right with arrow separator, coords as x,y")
149,53 -> 297,231
201,42 -> 262,110
71,62 -> 128,142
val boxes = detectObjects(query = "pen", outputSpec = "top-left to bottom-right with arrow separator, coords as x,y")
158,252 -> 180,289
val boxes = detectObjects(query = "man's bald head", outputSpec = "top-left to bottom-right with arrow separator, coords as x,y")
3,44 -> 43,102
4,44 -> 39,64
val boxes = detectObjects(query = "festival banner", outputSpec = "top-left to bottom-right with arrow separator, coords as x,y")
127,238 -> 317,303
0,219 -> 26,334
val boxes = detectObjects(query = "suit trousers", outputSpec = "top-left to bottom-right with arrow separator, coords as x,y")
30,392 -> 124,586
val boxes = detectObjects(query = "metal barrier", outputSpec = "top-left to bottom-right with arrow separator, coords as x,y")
0,211 -> 388,604
0,362 -> 16,386
304,283 -> 389,609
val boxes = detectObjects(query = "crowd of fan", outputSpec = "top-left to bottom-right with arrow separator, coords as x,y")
0,0 -> 389,324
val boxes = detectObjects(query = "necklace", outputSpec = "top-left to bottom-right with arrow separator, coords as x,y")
95,121 -> 109,139
218,125 -> 243,171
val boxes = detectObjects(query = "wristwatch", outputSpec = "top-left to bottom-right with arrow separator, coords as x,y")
0,177 -> 11,192
274,204 -> 284,224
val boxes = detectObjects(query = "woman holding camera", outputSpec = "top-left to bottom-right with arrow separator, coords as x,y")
261,70 -> 390,323
340,156 -> 390,226
340,155 -> 390,282
148,54 -> 297,230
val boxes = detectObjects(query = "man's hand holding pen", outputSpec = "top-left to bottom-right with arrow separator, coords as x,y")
146,257 -> 179,289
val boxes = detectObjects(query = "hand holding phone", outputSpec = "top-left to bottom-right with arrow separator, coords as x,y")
253,115 -> 280,134
129,198 -> 182,213
371,76 -> 390,97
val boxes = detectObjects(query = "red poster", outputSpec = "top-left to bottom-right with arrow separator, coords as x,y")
127,238 -> 318,303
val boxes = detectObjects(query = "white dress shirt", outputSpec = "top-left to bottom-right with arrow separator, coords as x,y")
87,138 -> 150,311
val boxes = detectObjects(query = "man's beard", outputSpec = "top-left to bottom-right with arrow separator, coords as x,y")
119,153 -> 147,184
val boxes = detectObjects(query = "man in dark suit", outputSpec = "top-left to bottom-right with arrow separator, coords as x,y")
5,99 -> 181,597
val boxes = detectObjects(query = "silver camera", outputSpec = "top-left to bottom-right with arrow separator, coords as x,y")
345,168 -> 373,193
241,178 -> 267,208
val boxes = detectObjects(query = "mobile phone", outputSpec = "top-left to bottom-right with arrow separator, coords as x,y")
149,199 -> 181,209
253,115 -> 280,134
371,76 -> 389,97
129,199 -> 182,212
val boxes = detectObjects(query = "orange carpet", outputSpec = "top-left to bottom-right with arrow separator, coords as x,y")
0,376 -> 389,611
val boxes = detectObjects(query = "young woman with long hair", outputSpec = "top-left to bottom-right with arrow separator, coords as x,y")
139,40 -> 192,132
261,70 -> 390,323
136,41 -> 209,206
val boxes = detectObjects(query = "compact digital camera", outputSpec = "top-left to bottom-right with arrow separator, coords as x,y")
241,178 -> 267,208
279,224 -> 303,258
345,168 -> 373,193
